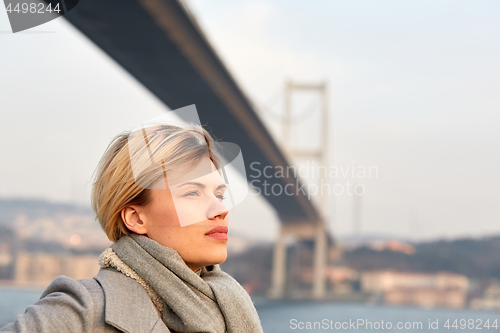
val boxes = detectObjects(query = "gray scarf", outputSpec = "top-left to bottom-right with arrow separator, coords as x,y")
98,233 -> 264,333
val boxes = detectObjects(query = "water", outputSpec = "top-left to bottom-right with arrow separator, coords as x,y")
254,298 -> 500,332
1,288 -> 499,332
0,287 -> 43,329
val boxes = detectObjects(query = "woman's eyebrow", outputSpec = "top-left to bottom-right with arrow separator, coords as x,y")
177,181 -> 204,188
216,184 -> 227,191
176,182 -> 227,190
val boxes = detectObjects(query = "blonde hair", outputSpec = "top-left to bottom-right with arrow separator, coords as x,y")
91,124 -> 221,241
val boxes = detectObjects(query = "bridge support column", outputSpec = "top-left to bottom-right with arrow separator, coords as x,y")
268,226 -> 287,298
312,221 -> 327,299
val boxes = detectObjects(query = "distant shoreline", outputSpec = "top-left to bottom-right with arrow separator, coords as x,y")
0,280 -> 46,291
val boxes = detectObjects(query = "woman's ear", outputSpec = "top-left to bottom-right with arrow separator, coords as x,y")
121,206 -> 148,235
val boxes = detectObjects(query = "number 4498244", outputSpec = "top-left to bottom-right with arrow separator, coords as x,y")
6,2 -> 61,14
444,319 -> 499,330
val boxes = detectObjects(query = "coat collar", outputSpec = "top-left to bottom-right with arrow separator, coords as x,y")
94,267 -> 171,333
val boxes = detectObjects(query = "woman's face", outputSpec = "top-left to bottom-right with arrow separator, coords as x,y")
130,155 -> 229,272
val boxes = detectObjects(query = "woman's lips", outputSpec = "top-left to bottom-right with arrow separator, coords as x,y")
205,226 -> 228,240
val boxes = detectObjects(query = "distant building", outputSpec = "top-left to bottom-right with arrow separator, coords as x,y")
369,239 -> 415,255
0,243 -> 13,267
299,265 -> 360,294
325,266 -> 359,284
13,213 -> 110,249
325,266 -> 360,294
361,270 -> 469,308
470,283 -> 500,310
0,226 -> 17,280
14,251 -> 100,288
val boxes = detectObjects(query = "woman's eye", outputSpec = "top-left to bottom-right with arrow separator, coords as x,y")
216,194 -> 226,200
184,191 -> 200,197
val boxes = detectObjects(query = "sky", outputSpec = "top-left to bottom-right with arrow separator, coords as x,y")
0,0 -> 499,242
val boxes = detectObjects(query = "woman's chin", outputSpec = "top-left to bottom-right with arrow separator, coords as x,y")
205,249 -> 228,266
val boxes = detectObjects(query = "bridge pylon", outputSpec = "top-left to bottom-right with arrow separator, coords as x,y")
267,217 -> 329,299
267,81 -> 332,300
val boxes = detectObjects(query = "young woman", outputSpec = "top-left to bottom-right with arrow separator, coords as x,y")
1,122 -> 264,333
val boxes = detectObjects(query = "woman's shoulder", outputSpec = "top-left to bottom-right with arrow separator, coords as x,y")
41,273 -> 104,303
1,268 -> 169,333
48,266 -> 147,303
0,272 -> 114,332
44,268 -> 165,331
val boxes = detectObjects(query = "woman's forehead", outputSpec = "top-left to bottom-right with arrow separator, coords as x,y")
169,156 -> 221,186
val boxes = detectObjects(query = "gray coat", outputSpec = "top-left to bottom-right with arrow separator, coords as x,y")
0,267 -> 171,333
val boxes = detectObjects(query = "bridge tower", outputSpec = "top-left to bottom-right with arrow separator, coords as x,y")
268,81 -> 331,300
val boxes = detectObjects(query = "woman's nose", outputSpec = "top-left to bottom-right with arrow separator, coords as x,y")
208,195 -> 229,220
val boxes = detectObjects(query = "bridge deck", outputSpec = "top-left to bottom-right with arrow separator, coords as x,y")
64,0 -> 319,223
